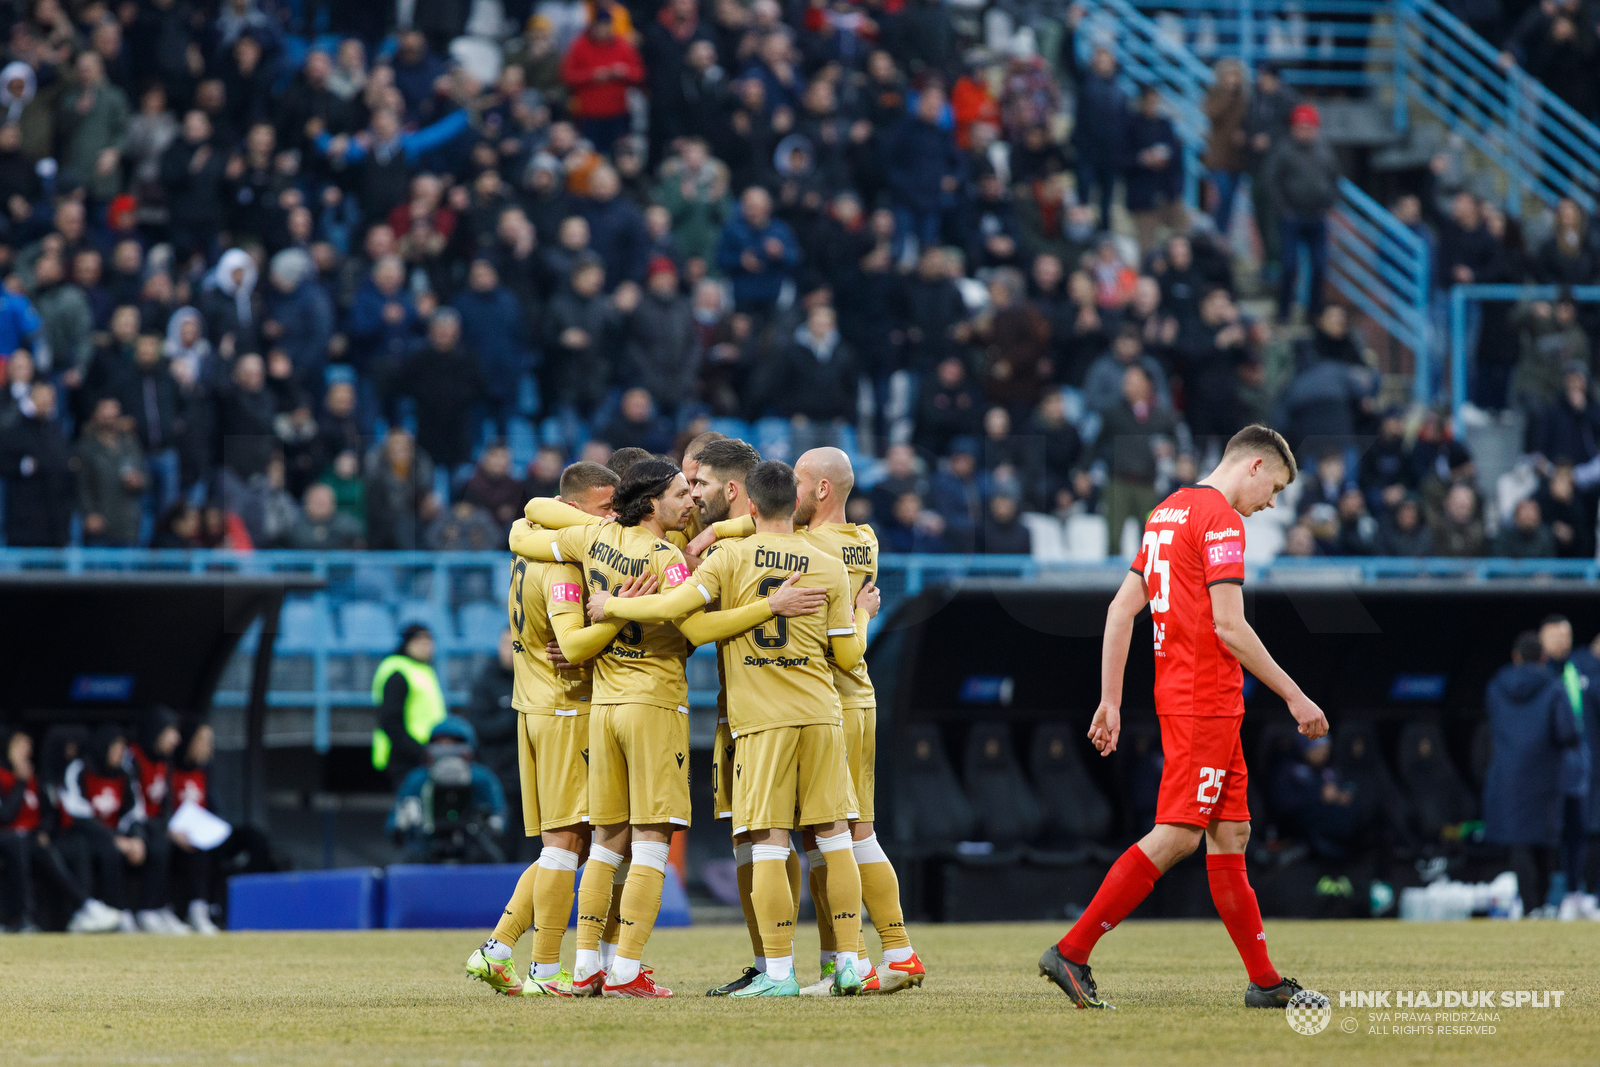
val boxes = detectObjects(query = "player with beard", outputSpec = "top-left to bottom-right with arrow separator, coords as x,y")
690,447 -> 919,993
509,460 -> 825,997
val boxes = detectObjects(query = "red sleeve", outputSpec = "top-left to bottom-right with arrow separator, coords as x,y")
1130,525 -> 1149,575
1197,498 -> 1246,586
561,39 -> 598,90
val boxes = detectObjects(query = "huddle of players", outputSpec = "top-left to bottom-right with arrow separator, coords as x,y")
465,434 -> 926,999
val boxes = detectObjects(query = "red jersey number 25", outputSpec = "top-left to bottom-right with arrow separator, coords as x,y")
1141,530 -> 1175,614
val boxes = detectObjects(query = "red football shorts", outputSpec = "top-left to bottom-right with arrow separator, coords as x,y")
1155,714 -> 1250,827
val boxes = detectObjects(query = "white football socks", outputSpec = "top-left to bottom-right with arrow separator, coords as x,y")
481,937 -> 512,961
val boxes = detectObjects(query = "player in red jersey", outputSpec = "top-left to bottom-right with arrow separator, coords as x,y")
1038,425 -> 1329,1010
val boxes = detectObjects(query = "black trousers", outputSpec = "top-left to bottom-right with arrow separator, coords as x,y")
0,832 -> 89,926
169,826 -> 276,906
59,822 -> 129,910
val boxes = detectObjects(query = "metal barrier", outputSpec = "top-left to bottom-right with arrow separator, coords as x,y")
1077,0 -> 1429,362
1123,0 -> 1600,213
1447,284 -> 1600,417
4,547 -> 1594,749
1130,0 -> 1393,87
1396,0 -> 1600,214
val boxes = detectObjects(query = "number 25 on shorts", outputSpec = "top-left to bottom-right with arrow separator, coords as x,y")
1196,766 -> 1226,805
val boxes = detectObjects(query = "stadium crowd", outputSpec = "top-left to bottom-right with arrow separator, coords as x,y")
0,0 -> 1593,564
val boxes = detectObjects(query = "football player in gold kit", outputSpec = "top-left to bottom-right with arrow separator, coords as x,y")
592,460 -> 876,996
508,459 -> 826,997
690,447 -> 924,992
466,462 -> 657,997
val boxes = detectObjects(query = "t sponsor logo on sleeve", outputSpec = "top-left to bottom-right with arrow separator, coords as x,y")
664,562 -> 691,586
551,582 -> 582,603
1207,540 -> 1244,565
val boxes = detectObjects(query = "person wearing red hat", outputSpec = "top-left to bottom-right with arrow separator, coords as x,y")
1262,102 -> 1341,324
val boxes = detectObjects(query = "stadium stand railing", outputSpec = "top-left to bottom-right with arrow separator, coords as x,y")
1447,284 -> 1600,418
1124,0 -> 1600,214
1076,0 -> 1430,372
4,549 -> 1595,751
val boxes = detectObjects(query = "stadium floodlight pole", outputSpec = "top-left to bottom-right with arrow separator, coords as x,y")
1040,425 -> 1328,1012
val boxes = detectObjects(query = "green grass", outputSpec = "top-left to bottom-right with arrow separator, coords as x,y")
2,920 -> 1596,1065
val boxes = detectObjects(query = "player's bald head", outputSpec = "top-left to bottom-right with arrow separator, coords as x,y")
794,447 -> 853,526
796,447 -> 855,494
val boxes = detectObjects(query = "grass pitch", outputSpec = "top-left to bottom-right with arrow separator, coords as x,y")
2,919 -> 1596,1065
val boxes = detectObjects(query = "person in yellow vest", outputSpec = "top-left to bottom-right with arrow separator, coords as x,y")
372,624 -> 448,784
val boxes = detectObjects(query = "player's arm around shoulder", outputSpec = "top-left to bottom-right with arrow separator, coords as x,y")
825,556 -> 870,671
548,564 -> 632,664
524,497 -> 606,529
508,518 -> 570,562
596,545 -> 710,624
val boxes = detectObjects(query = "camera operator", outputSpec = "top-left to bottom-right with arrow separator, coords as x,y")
388,717 -> 508,864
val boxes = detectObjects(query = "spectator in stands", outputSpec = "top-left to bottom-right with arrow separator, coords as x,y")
1276,331 -> 1376,454
581,164 -> 650,287
1063,27 -> 1125,230
601,386 -> 676,455
750,301 -> 856,448
975,267 -> 1053,421
466,629 -> 520,857
879,489 -> 949,553
1333,488 -> 1378,555
0,381 -> 72,547
1122,85 -> 1184,252
1098,365 -> 1177,555
75,396 -> 145,547
1202,58 -> 1249,236
882,82 -> 964,251
621,256 -> 699,416
1297,450 -> 1355,516
1084,323 -> 1171,417
1521,13 -> 1594,118
1535,462 -> 1595,557
215,353 -> 278,484
959,166 -> 1023,272
927,438 -> 982,553
33,253 -> 94,386
717,185 -> 800,315
556,10 -> 643,154
373,624 -> 448,786
979,484 -> 1032,555
1512,297 -> 1587,426
452,259 -> 527,436
262,249 -> 333,392
1244,63 -> 1297,283
1359,409 -> 1414,515
364,429 -> 440,551
1178,286 -> 1253,450
1533,363 -> 1600,467
1376,493 -> 1433,556
544,253 -> 622,418
1494,497 -> 1557,558
522,446 -> 565,501
427,500 -> 503,551
463,444 -> 527,530
1264,103 -> 1339,323
393,309 -> 487,475
1531,199 -> 1599,287
914,355 -> 983,458
1431,481 -> 1487,557
285,482 -> 364,550
1484,630 -> 1580,912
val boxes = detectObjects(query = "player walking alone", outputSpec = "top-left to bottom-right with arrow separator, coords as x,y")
1038,425 -> 1329,1010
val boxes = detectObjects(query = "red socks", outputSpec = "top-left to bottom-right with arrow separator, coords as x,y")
1206,853 -> 1279,988
1057,845 -> 1161,965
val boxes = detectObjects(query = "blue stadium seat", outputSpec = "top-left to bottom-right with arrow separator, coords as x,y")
339,601 -> 398,653
277,598 -> 334,653
754,417 -> 793,460
395,599 -> 456,644
382,862 -> 690,929
458,601 -> 507,648
710,417 -> 751,442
